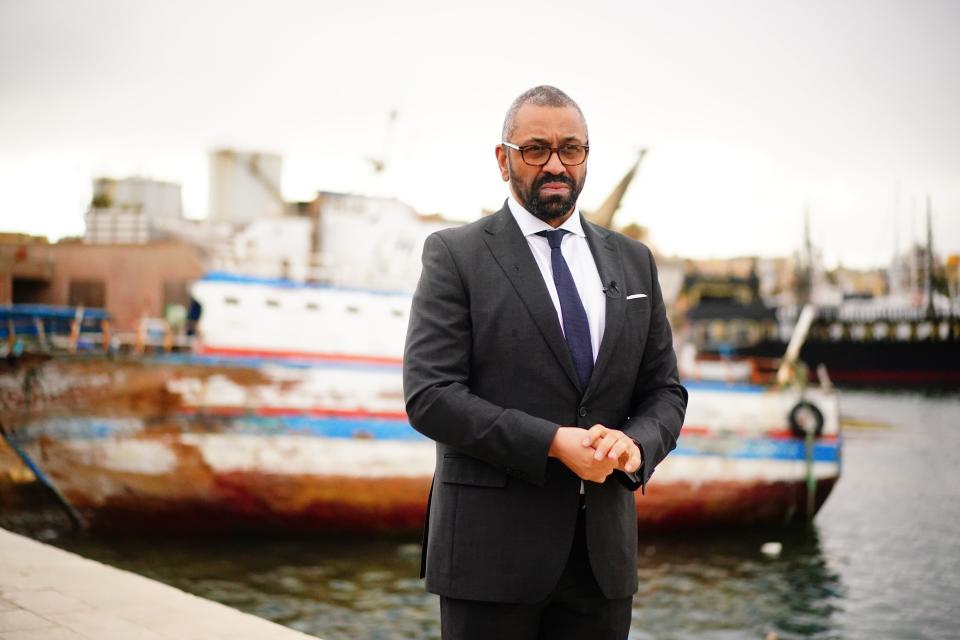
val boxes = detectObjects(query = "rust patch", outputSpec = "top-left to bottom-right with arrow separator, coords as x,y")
1,356 -> 272,434
636,478 -> 838,530
27,450 -> 837,535
74,473 -> 432,534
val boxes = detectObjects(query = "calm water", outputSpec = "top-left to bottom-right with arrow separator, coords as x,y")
6,390 -> 960,639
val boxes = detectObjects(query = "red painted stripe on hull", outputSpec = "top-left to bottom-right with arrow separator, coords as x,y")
179,406 -> 410,421
673,426 -> 838,442
197,346 -> 403,367
824,369 -> 960,384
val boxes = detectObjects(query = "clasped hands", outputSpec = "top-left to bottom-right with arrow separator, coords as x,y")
548,424 -> 642,483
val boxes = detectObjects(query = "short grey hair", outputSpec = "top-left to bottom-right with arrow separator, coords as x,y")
501,85 -> 588,141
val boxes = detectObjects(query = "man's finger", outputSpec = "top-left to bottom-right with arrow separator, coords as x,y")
606,436 -> 629,461
620,442 -> 642,473
581,424 -> 608,447
593,432 -> 620,460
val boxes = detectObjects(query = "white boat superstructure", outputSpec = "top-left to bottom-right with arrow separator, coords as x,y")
191,273 -> 410,362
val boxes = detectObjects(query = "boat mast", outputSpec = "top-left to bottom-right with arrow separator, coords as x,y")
797,206 -> 813,307
909,197 -> 919,297
892,183 -> 900,295
926,196 -> 936,320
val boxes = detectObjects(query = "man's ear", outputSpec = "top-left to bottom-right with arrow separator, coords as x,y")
495,145 -> 510,182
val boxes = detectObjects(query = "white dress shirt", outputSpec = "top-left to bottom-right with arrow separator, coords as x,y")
507,195 -> 606,362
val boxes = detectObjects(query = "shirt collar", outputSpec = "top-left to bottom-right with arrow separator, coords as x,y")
507,194 -> 584,239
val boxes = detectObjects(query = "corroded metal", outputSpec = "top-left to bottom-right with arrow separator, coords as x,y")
1,354 -> 841,534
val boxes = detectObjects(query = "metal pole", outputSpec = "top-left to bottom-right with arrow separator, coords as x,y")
0,425 -> 85,531
2,365 -> 85,531
804,425 -> 816,521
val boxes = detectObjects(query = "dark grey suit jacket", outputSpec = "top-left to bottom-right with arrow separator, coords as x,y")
403,204 -> 687,603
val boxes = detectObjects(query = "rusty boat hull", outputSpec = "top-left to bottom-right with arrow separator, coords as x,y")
1,353 -> 841,534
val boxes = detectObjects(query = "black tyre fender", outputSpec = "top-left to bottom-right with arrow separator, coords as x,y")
789,400 -> 824,438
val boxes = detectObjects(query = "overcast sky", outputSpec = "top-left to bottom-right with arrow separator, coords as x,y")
1,0 -> 958,268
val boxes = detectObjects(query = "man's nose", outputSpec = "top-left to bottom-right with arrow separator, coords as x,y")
541,149 -> 567,174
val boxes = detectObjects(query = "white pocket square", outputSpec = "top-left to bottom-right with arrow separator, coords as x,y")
626,293 -> 648,300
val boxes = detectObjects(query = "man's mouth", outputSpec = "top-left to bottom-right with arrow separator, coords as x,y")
539,182 -> 570,195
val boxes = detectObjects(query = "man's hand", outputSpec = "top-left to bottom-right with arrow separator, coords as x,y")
548,427 -> 618,483
581,424 -> 642,474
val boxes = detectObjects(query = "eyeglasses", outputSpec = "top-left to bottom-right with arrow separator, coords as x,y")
501,141 -> 589,167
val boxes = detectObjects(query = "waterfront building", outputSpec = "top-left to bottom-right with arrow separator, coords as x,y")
0,235 -> 203,333
85,177 -> 183,245
208,149 -> 285,226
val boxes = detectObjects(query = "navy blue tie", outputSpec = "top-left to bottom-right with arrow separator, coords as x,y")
537,229 -> 594,389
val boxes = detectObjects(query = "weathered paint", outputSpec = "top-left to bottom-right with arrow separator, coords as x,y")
22,431 -> 838,533
177,434 -> 435,477
637,477 -> 838,530
16,424 -> 839,532
1,351 -> 841,534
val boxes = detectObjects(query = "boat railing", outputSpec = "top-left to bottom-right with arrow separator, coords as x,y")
1,305 -> 196,358
126,316 -> 195,354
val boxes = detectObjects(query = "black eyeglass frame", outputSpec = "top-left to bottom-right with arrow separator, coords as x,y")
501,141 -> 590,167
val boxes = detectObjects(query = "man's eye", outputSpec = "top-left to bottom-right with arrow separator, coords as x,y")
561,144 -> 582,153
524,145 -> 548,155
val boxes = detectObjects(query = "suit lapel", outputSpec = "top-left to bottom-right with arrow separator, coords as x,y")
582,218 -> 626,399
482,205 -> 582,392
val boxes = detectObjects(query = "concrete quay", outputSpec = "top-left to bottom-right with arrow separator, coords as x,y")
0,527 -> 319,640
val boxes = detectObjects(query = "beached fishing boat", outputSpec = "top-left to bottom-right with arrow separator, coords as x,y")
0,276 -> 840,533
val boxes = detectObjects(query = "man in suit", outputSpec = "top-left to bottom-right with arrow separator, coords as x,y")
403,85 -> 687,639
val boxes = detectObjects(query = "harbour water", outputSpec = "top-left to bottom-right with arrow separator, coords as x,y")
4,390 -> 959,640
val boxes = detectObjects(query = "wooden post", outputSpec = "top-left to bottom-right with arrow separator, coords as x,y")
6,320 -> 14,354
68,306 -> 85,354
101,319 -> 111,352
135,316 -> 146,355
163,321 -> 173,352
33,317 -> 48,352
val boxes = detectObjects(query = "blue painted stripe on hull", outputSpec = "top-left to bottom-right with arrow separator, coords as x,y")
153,353 -> 404,371
240,415 -> 428,441
19,415 -> 840,463
20,417 -> 145,441
200,271 -> 411,297
678,380 -> 767,393
673,437 -> 841,463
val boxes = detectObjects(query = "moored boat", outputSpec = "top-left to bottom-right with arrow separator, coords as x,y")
681,205 -> 960,387
0,276 -> 840,533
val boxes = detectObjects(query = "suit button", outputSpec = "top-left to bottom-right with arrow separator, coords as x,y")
578,407 -> 587,417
